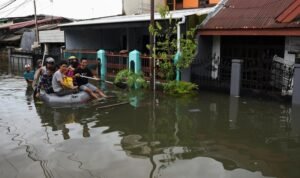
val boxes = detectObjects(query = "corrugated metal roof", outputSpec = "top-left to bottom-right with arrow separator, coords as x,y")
9,17 -> 64,30
200,0 -> 299,30
0,34 -> 21,42
59,7 -> 216,27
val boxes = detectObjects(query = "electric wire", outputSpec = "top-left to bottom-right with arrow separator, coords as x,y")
0,0 -> 16,11
3,0 -> 32,17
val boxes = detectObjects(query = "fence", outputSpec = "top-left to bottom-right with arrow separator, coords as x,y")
64,50 -> 164,80
191,55 -> 294,95
191,57 -> 232,91
106,52 -> 128,77
9,49 -> 60,75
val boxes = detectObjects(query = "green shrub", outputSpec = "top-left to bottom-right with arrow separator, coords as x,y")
114,69 -> 148,89
162,81 -> 198,95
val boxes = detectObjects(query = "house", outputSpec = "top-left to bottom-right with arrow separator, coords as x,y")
59,7 -> 215,79
123,0 -> 220,14
166,0 -> 219,10
123,0 -> 165,15
1,15 -> 72,73
194,0 -> 300,95
0,15 -> 71,51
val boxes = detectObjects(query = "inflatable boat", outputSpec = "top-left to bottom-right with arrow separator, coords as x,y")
40,91 -> 91,107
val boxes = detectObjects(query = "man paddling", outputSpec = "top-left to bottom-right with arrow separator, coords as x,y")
74,58 -> 107,99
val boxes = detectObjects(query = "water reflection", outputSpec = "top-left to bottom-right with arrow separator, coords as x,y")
1,74 -> 300,178
35,104 -> 93,140
89,92 -> 299,178
25,86 -> 34,109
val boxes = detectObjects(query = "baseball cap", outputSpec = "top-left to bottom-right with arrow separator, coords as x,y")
24,64 -> 31,68
68,56 -> 77,59
46,57 -> 55,63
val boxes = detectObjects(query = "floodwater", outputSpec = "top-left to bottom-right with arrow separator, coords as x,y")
0,58 -> 300,178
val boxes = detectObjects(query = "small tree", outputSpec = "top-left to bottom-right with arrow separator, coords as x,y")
148,5 -> 198,94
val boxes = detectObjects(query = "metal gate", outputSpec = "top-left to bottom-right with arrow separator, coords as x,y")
191,57 -> 232,91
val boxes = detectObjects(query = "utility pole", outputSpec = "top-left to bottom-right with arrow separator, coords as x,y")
150,0 -> 155,90
33,0 -> 39,44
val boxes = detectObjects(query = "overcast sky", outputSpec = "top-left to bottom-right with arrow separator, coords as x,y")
0,0 -> 123,19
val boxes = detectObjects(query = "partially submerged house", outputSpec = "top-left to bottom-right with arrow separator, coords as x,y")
59,7 -> 215,79
0,15 -> 70,51
1,15 -> 72,73
60,7 -> 214,52
194,0 -> 300,95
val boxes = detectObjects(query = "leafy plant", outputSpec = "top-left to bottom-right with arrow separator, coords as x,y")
114,69 -> 147,89
147,5 -> 197,81
162,81 -> 198,95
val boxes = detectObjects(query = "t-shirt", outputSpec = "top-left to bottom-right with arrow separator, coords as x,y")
36,73 -> 53,94
52,70 -> 64,92
23,71 -> 34,81
74,67 -> 93,86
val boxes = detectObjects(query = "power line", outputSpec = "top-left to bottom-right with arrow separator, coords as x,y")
3,0 -> 32,18
0,0 -> 29,15
0,0 -> 16,11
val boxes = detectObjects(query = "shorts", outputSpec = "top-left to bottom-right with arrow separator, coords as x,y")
79,83 -> 98,92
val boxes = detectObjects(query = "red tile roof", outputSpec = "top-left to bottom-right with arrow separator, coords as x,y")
201,0 -> 299,30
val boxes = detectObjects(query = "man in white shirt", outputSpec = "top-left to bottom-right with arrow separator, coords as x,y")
52,60 -> 77,96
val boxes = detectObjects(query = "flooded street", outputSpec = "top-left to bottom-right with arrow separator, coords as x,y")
0,60 -> 300,178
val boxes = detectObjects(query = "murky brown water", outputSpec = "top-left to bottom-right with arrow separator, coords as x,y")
0,57 -> 300,178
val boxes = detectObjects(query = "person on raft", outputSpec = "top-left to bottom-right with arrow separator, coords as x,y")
52,60 -> 78,96
35,66 -> 56,98
74,58 -> 107,99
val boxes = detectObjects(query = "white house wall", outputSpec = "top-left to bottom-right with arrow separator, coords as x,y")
123,0 -> 165,15
211,36 -> 220,79
39,30 -> 65,43
284,36 -> 300,66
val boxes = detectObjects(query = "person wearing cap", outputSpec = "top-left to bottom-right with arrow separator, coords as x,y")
23,64 -> 35,86
34,57 -> 56,79
33,57 -> 56,95
35,65 -> 56,98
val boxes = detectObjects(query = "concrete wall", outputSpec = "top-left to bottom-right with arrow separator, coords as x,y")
65,29 -> 123,51
192,35 -> 213,77
123,0 -> 164,15
65,27 -> 149,53
284,36 -> 300,65
20,31 -> 35,51
195,35 -> 213,62
183,0 -> 199,8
